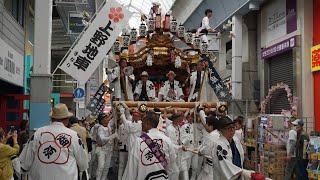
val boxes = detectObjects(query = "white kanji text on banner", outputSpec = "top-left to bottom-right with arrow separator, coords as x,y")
59,0 -> 132,83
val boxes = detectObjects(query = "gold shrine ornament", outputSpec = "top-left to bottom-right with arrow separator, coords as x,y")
138,104 -> 148,112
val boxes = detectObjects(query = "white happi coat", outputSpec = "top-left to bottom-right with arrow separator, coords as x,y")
123,128 -> 178,180
110,66 -> 135,101
120,110 -> 142,152
158,80 -> 184,101
19,122 -> 88,180
188,71 -> 218,102
196,130 -> 220,180
211,135 -> 245,180
134,80 -> 156,99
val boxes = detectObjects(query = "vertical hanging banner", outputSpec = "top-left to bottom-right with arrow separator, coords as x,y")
87,83 -> 108,115
202,56 -> 233,102
59,0 -> 133,84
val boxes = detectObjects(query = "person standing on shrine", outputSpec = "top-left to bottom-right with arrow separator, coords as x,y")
19,103 -> 88,180
110,56 -> 135,101
197,9 -> 215,43
95,111 -> 118,180
134,71 -> 156,101
158,71 -> 184,102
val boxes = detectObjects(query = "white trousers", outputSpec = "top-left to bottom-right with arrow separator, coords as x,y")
96,147 -> 112,180
118,151 -> 128,180
89,145 -> 97,178
190,155 -> 203,180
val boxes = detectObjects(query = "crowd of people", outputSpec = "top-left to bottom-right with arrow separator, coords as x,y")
0,102 -> 258,180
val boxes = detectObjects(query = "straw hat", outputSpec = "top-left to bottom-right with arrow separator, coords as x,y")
141,71 -> 149,77
50,103 -> 73,119
166,70 -> 176,77
152,2 -> 161,6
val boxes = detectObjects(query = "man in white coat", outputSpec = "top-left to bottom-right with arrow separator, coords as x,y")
123,110 -> 179,180
195,116 -> 220,180
188,62 -> 218,102
110,57 -> 135,101
118,108 -> 141,180
19,103 -> 88,180
159,71 -> 184,102
134,71 -> 156,101
211,116 -> 254,180
95,111 -> 118,180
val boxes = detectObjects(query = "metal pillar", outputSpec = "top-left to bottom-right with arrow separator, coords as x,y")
231,15 -> 243,99
29,0 -> 53,129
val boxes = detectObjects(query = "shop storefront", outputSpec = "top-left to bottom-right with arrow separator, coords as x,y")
0,38 -> 27,132
313,0 -> 320,131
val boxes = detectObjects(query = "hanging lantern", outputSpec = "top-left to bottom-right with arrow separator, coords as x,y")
164,13 -> 171,31
130,28 -> 137,43
170,17 -> 177,34
185,30 -> 193,44
148,17 -> 155,32
155,13 -> 161,30
122,34 -> 130,49
177,24 -> 185,38
175,56 -> 181,68
201,41 -> 209,54
113,39 -> 121,55
139,23 -> 147,37
193,36 -> 201,49
146,54 -> 153,66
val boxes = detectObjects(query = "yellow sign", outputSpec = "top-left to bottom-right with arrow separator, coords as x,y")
311,44 -> 320,72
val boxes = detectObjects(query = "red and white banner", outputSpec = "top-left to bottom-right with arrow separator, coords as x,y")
59,0 -> 133,83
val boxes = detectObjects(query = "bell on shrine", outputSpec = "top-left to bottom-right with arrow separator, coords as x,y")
155,13 -> 161,30
185,30 -> 193,44
113,39 -> 121,55
170,17 -> 177,34
164,13 -> 171,31
193,36 -> 201,49
148,17 -> 155,33
130,28 -> 137,43
201,41 -> 209,54
177,24 -> 185,38
139,23 -> 147,37
121,33 -> 130,49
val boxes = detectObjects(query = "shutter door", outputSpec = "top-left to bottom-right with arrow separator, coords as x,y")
268,51 -> 293,114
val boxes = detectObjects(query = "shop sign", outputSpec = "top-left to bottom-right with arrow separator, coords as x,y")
0,38 -> 24,86
59,0 -> 133,84
311,44 -> 320,72
261,0 -> 297,45
261,36 -> 296,59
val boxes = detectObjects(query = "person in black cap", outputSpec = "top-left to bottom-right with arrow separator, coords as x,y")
211,116 -> 255,180
165,111 -> 187,179
95,111 -> 118,180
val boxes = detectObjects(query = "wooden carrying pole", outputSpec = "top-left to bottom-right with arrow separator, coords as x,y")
197,68 -> 207,101
126,107 -> 216,113
112,101 -> 219,108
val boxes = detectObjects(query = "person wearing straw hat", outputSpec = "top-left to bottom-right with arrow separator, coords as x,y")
19,103 -> 88,180
211,116 -> 255,180
134,71 -> 156,101
149,1 -> 161,17
158,71 -> 184,102
95,110 -> 118,180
